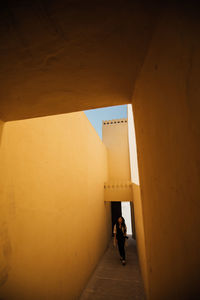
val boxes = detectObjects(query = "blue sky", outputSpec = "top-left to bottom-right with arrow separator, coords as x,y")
84,105 -> 127,139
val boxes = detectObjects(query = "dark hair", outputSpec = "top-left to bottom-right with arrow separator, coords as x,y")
116,216 -> 126,234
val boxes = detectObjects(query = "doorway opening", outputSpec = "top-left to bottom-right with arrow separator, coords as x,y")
111,201 -> 122,235
121,201 -> 132,235
111,201 -> 133,236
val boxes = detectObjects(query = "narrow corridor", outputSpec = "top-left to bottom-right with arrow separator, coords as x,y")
79,237 -> 145,300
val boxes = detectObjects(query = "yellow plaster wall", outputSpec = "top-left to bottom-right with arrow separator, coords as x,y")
103,119 -> 132,205
102,119 -> 131,181
132,8 -> 200,299
0,112 -> 111,300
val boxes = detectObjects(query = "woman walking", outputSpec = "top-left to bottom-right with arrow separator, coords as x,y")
113,216 -> 127,265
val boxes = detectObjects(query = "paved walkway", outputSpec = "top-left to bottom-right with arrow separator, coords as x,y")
79,237 -> 145,300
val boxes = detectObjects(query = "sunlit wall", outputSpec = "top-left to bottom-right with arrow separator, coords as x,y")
127,104 -> 139,185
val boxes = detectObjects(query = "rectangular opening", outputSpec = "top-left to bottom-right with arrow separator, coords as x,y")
121,201 -> 133,235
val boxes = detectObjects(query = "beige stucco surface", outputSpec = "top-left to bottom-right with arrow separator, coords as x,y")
132,8 -> 200,299
0,112 -> 111,299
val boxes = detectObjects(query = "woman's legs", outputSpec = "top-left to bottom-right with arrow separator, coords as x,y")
117,239 -> 126,260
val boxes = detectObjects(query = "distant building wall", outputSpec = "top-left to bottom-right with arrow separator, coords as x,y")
0,112 -> 111,300
102,119 -> 131,181
103,118 -> 133,237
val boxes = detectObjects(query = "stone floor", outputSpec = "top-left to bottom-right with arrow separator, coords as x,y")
79,237 -> 145,300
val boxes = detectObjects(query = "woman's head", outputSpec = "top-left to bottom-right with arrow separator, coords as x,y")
117,216 -> 125,225
116,216 -> 126,233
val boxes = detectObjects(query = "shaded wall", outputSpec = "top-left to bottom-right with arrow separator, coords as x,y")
132,6 -> 200,299
0,1 -> 160,121
0,112 -> 111,300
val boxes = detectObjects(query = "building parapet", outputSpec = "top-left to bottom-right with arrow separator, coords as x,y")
102,118 -> 128,126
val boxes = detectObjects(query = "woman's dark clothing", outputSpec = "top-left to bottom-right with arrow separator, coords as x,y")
118,237 -> 126,260
116,226 -> 126,260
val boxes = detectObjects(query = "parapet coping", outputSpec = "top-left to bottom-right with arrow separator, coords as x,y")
102,118 -> 128,125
